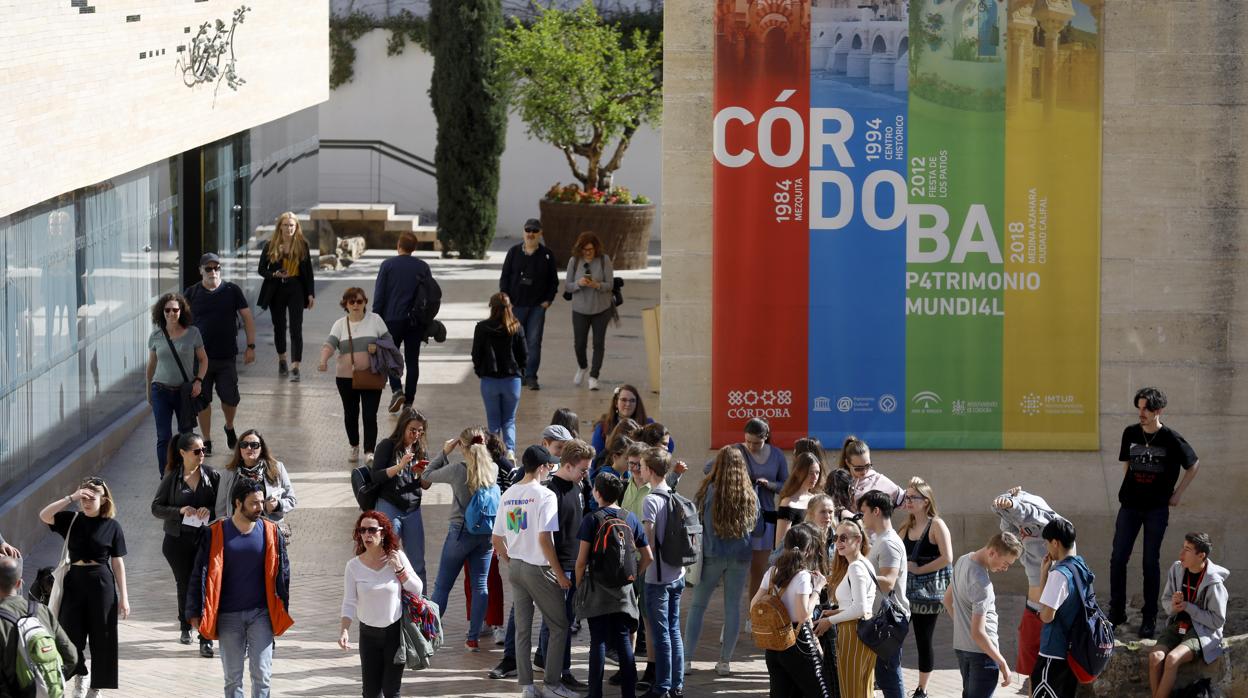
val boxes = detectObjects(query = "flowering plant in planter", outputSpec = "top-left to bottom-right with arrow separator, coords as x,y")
544,183 -> 652,206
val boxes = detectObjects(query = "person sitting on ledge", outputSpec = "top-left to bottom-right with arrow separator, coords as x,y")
1147,532 -> 1229,698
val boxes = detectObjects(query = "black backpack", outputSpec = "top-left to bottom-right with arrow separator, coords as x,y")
406,273 -> 442,329
1061,561 -> 1115,684
351,464 -> 380,511
652,489 -> 702,576
589,510 -> 638,587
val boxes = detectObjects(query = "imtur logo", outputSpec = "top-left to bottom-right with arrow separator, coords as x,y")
506,507 -> 528,533
912,391 -> 941,408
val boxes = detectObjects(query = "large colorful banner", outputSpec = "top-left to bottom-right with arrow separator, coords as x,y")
712,0 -> 1102,450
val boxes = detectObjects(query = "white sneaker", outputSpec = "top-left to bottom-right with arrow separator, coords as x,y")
348,446 -> 359,463
69,676 -> 87,698
573,368 -> 586,386
365,452 -> 375,465
715,661 -> 731,676
539,683 -> 578,698
588,376 -> 600,391
493,625 -> 507,645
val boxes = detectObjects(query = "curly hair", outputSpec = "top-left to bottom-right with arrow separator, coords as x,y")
151,292 -> 192,329
696,446 -> 759,541
353,510 -> 400,556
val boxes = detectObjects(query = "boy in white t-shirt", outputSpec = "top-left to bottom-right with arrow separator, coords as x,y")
492,444 -> 577,698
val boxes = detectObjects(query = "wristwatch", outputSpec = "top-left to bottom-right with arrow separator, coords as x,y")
247,344 -> 256,349
193,377 -> 203,383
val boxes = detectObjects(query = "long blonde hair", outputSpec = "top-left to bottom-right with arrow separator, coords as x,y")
898,476 -> 941,538
778,451 -> 822,501
268,212 -> 309,263
460,427 -> 495,491
695,446 -> 759,540
829,518 -> 870,587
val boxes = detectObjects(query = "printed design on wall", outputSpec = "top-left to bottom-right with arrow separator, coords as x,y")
176,5 -> 251,103
711,0 -> 1104,451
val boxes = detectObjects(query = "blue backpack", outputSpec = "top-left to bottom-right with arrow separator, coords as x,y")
464,484 -> 501,535
1059,561 -> 1115,683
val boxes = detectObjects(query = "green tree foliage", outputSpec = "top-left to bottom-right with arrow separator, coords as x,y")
429,0 -> 508,259
495,2 -> 662,192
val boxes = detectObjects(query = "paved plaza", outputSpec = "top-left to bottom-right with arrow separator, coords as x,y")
19,244 -> 1025,697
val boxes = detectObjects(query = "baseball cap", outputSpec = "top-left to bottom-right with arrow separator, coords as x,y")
523,218 -> 542,232
199,253 -> 221,267
542,425 -> 573,442
522,444 -> 560,470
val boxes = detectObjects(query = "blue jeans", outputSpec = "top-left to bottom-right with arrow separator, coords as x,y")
876,643 -> 905,698
217,608 -> 274,698
513,305 -> 547,381
151,382 -> 194,477
644,578 -> 685,692
538,570 -> 575,677
479,376 -> 521,452
431,521 -> 493,642
589,613 -> 636,698
683,556 -> 748,663
955,649 -> 999,698
373,500 -> 426,586
1109,504 -> 1169,620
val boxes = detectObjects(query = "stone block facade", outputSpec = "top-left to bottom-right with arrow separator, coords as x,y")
0,0 -> 329,217
661,0 -> 1248,596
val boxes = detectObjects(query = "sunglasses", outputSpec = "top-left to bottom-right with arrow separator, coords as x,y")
356,526 -> 382,535
904,494 -> 927,502
835,533 -> 859,544
240,441 -> 262,450
524,228 -> 539,234
203,266 -> 221,272
189,448 -> 207,456
850,464 -> 872,472
347,299 -> 365,305
81,477 -> 105,487
163,307 -> 181,314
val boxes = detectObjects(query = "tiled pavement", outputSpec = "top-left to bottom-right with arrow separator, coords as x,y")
19,243 -> 1028,697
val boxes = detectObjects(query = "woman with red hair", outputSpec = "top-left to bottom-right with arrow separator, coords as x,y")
338,511 -> 423,698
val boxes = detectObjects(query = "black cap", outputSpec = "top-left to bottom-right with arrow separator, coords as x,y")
523,218 -> 542,232
522,444 -> 559,470
199,252 -> 221,267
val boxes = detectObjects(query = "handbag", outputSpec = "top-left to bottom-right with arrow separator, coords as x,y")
48,513 -> 79,616
162,327 -> 200,426
346,316 -> 387,391
855,564 -> 910,657
905,520 -> 952,607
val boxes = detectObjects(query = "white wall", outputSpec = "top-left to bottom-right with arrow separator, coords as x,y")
0,0 -> 329,217
317,30 -> 662,237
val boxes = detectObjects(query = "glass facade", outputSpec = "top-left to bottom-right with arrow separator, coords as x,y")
0,159 -> 181,497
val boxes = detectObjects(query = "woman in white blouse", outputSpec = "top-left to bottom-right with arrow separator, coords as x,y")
815,517 -> 876,698
318,287 -> 392,464
339,510 -> 423,698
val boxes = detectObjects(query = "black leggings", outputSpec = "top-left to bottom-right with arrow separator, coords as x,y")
162,533 -> 199,632
59,564 -> 119,689
571,309 -> 611,378
765,623 -> 832,698
336,377 -> 382,451
912,611 -> 939,674
270,281 -> 305,361
359,620 -> 403,698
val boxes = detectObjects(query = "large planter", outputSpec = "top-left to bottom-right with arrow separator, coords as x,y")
538,199 -> 655,270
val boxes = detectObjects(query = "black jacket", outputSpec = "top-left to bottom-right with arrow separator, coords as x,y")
471,319 -> 527,379
256,240 -> 315,309
499,243 -> 559,308
151,465 -> 222,538
371,437 -> 424,511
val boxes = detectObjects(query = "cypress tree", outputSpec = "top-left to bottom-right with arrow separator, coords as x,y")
428,0 -> 506,258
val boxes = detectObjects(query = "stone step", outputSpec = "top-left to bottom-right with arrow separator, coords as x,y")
309,203 -> 396,221
383,213 -> 421,232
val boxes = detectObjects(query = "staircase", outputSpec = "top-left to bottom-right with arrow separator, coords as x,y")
309,202 -> 440,253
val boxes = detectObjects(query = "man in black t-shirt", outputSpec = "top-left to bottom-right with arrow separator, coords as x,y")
1109,387 -> 1200,639
186,254 -> 256,457
536,439 -> 593,691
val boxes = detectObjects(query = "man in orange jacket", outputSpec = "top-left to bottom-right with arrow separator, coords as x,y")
188,478 -> 293,698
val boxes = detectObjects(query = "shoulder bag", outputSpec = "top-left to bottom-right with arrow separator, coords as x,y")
162,327 -> 200,426
48,513 -> 79,616
856,562 -> 910,657
905,519 -> 952,608
346,317 -> 387,391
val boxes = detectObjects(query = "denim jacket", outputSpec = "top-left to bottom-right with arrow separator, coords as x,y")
699,484 -> 758,562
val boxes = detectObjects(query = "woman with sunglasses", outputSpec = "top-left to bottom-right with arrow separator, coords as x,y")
839,435 -> 904,509
319,287 -> 391,463
39,477 -> 130,698
152,433 -> 221,658
215,429 -> 297,529
339,510 -> 423,698
898,477 -> 953,698
147,292 -> 208,477
471,292 -> 527,454
814,518 -> 876,698
684,446 -> 759,677
371,408 -> 432,586
564,231 -> 615,391
751,523 -> 832,697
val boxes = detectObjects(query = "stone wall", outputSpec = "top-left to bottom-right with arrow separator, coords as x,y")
0,0 -> 329,217
660,1 -> 1248,596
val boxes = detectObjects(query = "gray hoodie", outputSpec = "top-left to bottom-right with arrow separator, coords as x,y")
992,488 -> 1060,586
564,255 -> 615,316
1163,559 -> 1230,663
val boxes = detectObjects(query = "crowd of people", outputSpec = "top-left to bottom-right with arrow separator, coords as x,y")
0,214 -> 1232,698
